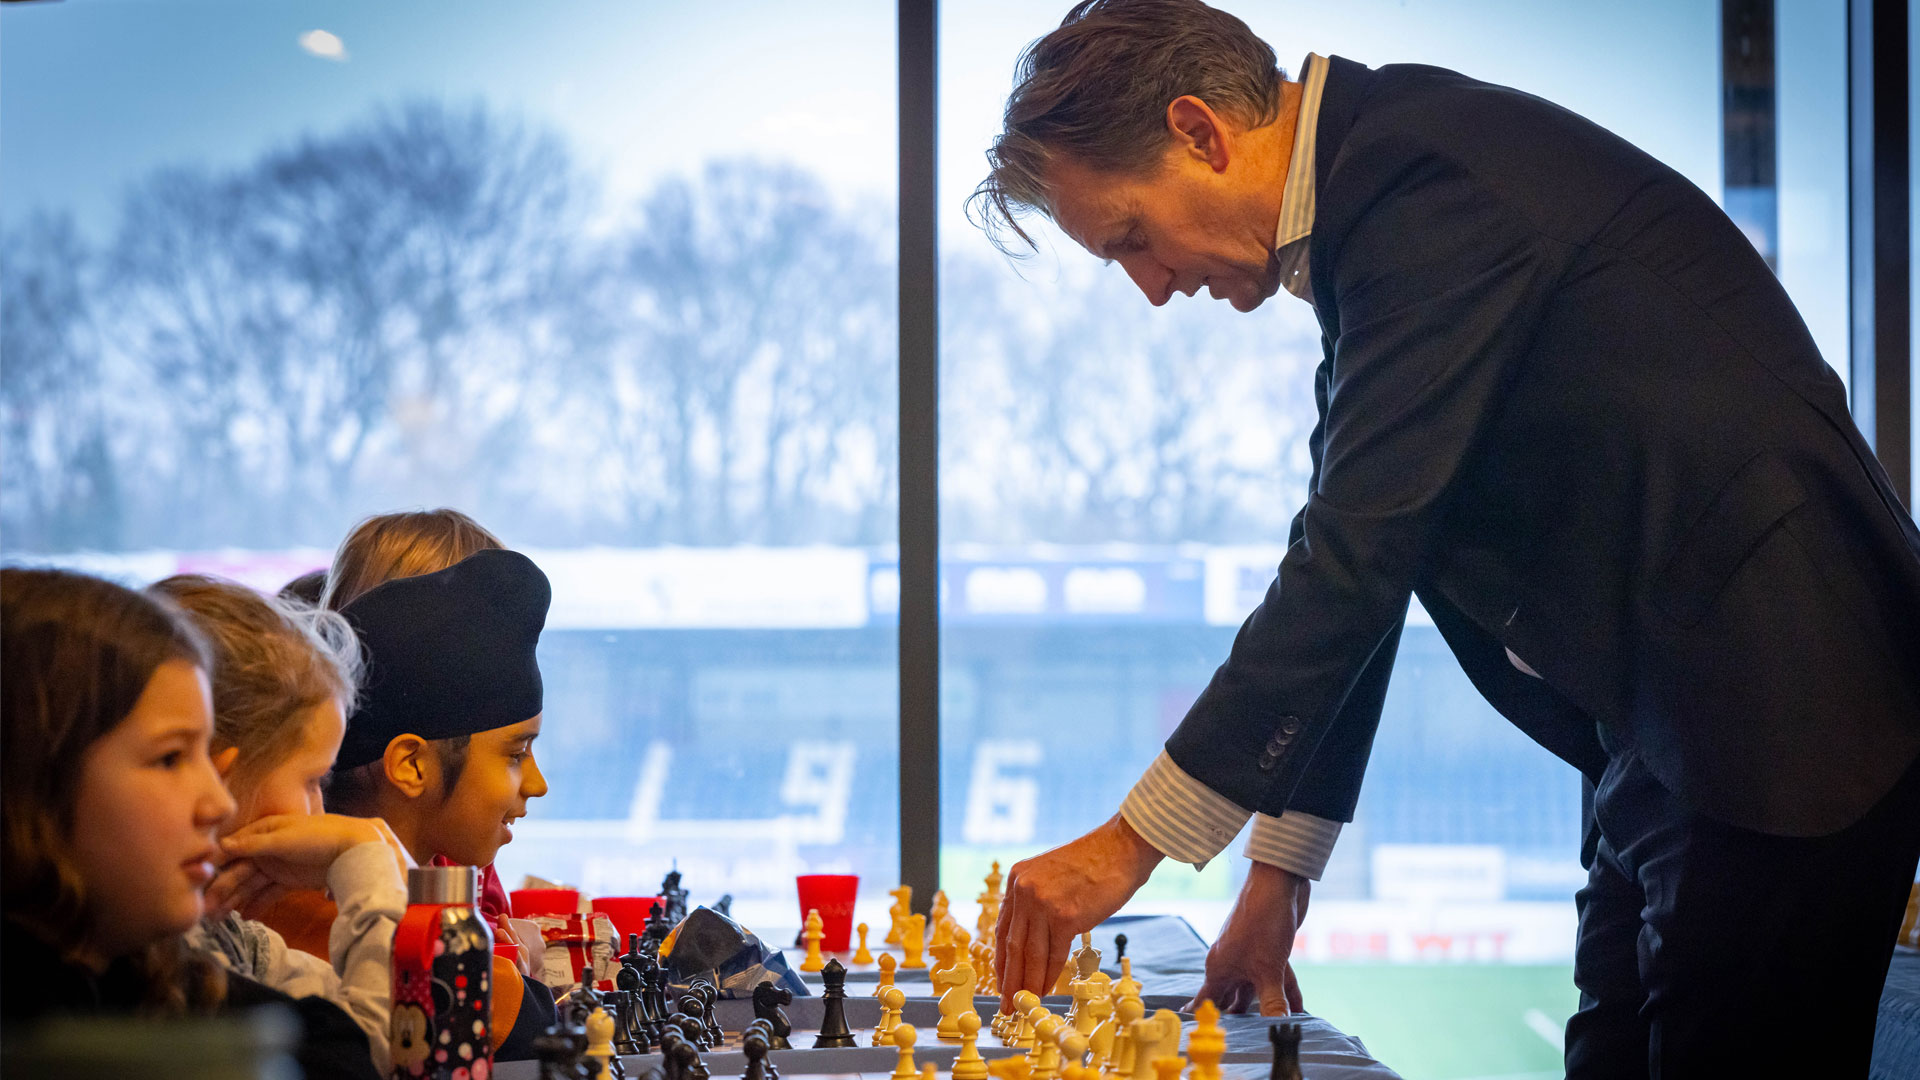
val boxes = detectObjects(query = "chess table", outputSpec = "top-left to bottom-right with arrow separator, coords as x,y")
494,915 -> 1403,1080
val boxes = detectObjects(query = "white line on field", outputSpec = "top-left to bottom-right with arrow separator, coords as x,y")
1523,1007 -> 1565,1052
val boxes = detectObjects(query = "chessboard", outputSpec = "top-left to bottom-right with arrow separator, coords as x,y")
492,912 -> 1401,1080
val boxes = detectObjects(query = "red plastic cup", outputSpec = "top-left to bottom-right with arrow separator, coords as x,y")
796,874 -> 859,952
592,896 -> 664,944
511,887 -> 580,919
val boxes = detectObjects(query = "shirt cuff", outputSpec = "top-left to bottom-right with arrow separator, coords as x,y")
1245,811 -> 1343,881
1119,751 -> 1254,869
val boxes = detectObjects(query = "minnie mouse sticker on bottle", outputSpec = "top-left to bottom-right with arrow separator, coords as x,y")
392,866 -> 495,1080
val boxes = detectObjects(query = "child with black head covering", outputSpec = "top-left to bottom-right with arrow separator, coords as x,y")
258,548 -> 559,1060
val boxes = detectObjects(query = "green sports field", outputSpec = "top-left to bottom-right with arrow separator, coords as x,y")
1292,963 -> 1578,1080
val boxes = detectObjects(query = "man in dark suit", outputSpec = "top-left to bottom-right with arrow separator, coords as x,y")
977,2 -> 1920,1075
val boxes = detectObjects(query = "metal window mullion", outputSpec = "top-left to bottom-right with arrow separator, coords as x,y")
897,0 -> 941,912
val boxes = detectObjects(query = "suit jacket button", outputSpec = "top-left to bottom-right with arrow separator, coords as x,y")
1280,716 -> 1301,735
1266,737 -> 1285,754
1258,755 -> 1278,773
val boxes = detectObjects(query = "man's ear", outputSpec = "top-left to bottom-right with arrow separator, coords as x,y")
1166,95 -> 1231,173
382,735 -> 434,800
211,745 -> 241,780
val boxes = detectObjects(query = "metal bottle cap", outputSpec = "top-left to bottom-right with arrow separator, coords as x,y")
407,864 -> 479,905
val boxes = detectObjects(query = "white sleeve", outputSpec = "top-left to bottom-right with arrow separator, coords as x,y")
323,838 -> 409,1073
1244,812 -> 1343,881
1117,751 -> 1254,870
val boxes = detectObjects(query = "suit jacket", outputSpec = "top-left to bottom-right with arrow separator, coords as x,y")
1166,56 -> 1920,838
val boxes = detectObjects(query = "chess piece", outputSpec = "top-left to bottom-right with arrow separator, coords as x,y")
890,1023 -> 920,1080
886,885 -> 913,945
800,908 -> 827,973
1084,995 -> 1116,1073
813,958 -> 857,1048
931,890 -> 951,927
677,998 -> 710,1050
752,980 -> 794,1050
875,984 -> 906,1046
714,894 -> 733,918
923,1064 -> 938,1080
1111,958 -> 1142,1013
853,923 -> 875,965
1268,1023 -> 1303,1080
872,952 -> 898,997
534,1021 -> 587,1080
586,1005 -> 618,1080
900,914 -> 928,969
933,956 -> 978,1041
928,938 -> 958,981
661,868 -> 689,925
644,902 -> 674,956
1127,1012 -> 1181,1080
741,1028 -> 774,1080
1104,994 -> 1145,1080
1150,1057 -> 1185,1080
1111,934 -> 1127,964
952,1010 -> 990,1080
1059,1030 -> 1090,1076
1186,1002 -> 1224,1080
690,982 -> 720,1047
1011,990 -> 1043,1049
1032,1015 -> 1065,1080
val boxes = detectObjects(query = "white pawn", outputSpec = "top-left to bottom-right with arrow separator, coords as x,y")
1032,1015 -> 1065,1080
952,1011 -> 990,1080
585,1005 -> 616,1080
876,984 -> 906,1046
890,1023 -> 920,1080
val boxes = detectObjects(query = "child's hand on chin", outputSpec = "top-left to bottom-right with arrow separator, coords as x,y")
207,813 -> 396,918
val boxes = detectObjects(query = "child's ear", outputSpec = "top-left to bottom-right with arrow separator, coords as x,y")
382,735 -> 434,800
211,745 -> 241,780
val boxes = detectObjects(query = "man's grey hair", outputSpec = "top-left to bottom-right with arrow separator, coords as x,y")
967,0 -> 1286,255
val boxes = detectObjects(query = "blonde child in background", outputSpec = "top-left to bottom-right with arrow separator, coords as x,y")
150,575 -> 409,1073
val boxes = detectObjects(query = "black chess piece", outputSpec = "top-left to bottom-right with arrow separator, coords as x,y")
713,894 -> 734,918
1113,933 -> 1128,963
812,958 -> 856,1048
751,980 -> 794,1050
743,1020 -> 779,1079
673,1024 -> 710,1080
621,933 -> 648,979
658,1028 -> 692,1080
1268,1022 -> 1304,1080
740,1029 -> 774,1080
644,903 -> 674,954
675,1006 -> 709,1051
643,960 -> 673,1041
533,1023 -> 588,1080
614,988 -> 649,1056
661,868 -> 689,924
692,982 -> 723,1047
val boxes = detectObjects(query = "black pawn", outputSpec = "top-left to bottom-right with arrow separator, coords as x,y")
532,1024 -> 584,1080
1113,933 -> 1128,962
714,894 -> 734,918
676,1000 -> 709,1050
1268,1022 -> 1304,1080
658,1029 -> 691,1080
741,1029 -> 774,1080
743,1021 -> 779,1079
694,982 -> 723,1047
812,959 -> 856,1048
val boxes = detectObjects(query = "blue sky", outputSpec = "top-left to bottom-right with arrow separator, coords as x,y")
5,0 -> 1722,245
1,0 -> 1852,375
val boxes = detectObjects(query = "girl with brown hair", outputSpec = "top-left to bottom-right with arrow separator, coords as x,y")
0,568 -> 379,1080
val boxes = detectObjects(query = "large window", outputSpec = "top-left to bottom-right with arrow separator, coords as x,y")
3,3 -> 1889,1079
0,0 -> 901,930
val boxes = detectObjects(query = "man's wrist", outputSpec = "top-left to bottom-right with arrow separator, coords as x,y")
1108,813 -> 1165,886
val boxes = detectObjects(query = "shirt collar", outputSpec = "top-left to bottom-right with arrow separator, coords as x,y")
1274,52 -> 1330,253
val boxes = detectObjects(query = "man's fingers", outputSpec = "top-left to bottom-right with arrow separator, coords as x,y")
1284,963 -> 1305,1014
1000,899 -> 1029,1011
1257,974 -> 1295,1017
1017,900 -> 1053,999
1039,927 -> 1070,1000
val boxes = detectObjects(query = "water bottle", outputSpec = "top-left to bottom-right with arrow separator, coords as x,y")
390,865 -> 494,1079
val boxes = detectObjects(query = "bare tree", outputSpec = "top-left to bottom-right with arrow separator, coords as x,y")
0,213 -> 123,551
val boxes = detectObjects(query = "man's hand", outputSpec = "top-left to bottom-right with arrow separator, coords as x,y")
1190,860 -> 1311,1015
207,814 -> 393,919
995,813 -> 1164,1008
